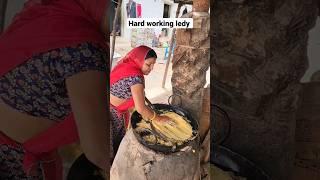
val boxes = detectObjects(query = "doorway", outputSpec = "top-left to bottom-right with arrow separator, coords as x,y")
163,3 -> 170,36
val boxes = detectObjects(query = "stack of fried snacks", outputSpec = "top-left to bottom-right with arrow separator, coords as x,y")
135,112 -> 194,146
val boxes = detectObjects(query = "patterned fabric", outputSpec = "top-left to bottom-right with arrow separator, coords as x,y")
0,144 -> 43,180
110,75 -> 144,156
110,76 -> 144,99
110,106 -> 126,156
0,43 -> 107,121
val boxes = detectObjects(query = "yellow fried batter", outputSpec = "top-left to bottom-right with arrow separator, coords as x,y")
143,135 -> 156,144
135,111 -> 194,147
152,112 -> 193,142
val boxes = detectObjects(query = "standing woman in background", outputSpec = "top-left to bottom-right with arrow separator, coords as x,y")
0,0 -> 110,179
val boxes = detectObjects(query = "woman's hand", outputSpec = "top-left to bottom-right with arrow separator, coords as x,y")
154,115 -> 171,123
154,115 -> 176,126
131,84 -> 175,125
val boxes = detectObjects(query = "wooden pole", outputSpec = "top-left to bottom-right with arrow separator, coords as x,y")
0,0 -> 7,33
110,0 -> 122,68
161,3 -> 183,88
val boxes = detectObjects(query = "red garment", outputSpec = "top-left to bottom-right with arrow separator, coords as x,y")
0,117 -> 77,179
0,0 -> 108,76
0,0 -> 108,179
137,3 -> 142,18
110,46 -> 152,127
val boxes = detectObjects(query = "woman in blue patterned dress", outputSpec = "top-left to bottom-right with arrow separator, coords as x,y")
110,45 -> 171,156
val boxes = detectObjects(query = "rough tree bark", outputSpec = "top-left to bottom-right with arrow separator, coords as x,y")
213,0 -> 318,179
171,8 -> 210,122
193,0 -> 209,12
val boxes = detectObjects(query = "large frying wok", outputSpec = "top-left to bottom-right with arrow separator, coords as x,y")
211,144 -> 270,180
131,103 -> 199,154
211,104 -> 270,180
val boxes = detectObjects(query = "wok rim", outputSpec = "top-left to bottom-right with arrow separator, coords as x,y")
131,103 -> 199,154
210,144 -> 271,180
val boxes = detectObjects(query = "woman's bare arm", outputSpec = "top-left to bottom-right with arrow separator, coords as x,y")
66,71 -> 109,170
131,84 -> 169,122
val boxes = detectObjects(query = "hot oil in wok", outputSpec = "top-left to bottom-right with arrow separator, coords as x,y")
135,111 -> 195,147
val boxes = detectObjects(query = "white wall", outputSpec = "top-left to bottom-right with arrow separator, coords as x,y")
120,0 -> 188,39
302,17 -> 320,82
139,0 -> 164,18
121,0 -> 164,39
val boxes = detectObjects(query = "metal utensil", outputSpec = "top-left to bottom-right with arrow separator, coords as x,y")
145,97 -> 161,114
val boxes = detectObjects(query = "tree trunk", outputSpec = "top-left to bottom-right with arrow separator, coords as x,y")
213,0 -> 318,179
193,0 -> 209,12
0,0 -> 7,32
294,82 -> 320,179
171,11 -> 210,122
110,129 -> 200,180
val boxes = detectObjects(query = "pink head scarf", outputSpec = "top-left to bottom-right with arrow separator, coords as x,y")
110,46 -> 153,127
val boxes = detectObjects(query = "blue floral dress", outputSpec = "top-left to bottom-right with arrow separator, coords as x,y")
0,42 -> 107,180
110,75 -> 144,156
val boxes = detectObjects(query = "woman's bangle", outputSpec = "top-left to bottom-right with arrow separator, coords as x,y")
150,111 -> 156,121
